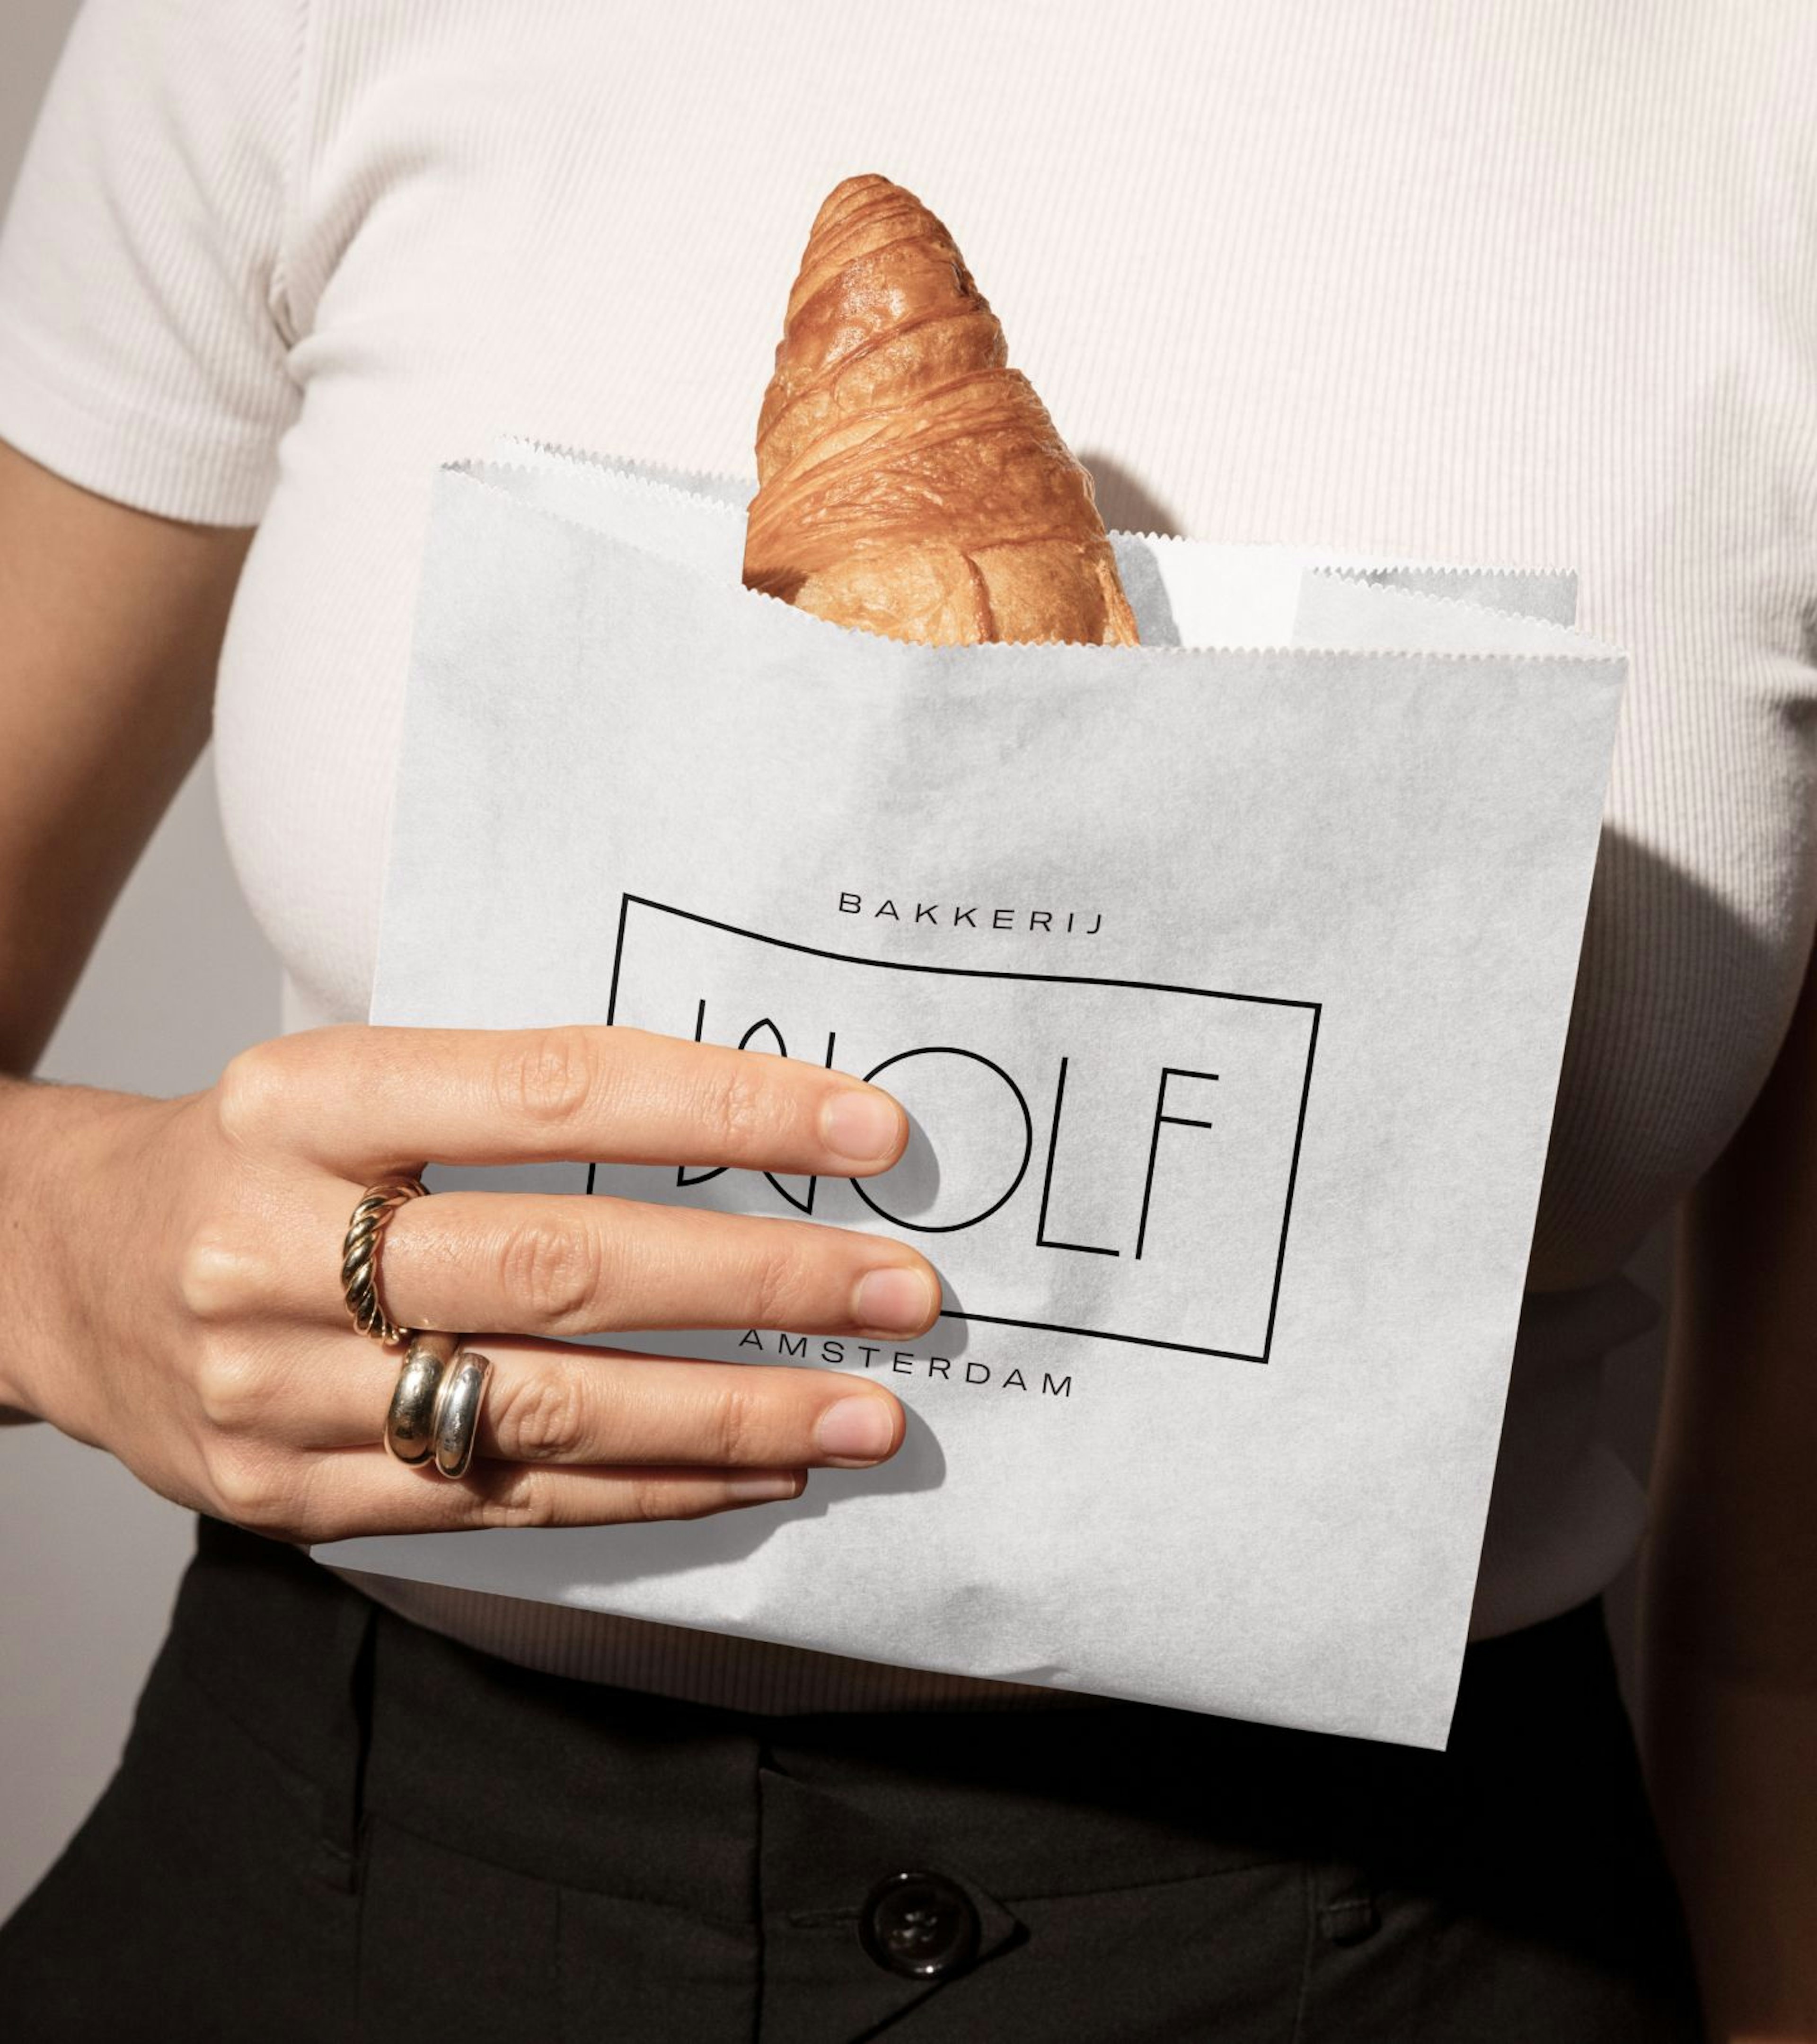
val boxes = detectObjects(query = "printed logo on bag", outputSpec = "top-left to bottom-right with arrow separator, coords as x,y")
591,898 -> 1320,1363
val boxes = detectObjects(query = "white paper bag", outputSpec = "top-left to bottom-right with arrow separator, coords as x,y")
318,443 -> 1626,1748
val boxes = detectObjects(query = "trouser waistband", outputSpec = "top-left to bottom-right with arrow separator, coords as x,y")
170,1515 -> 1621,1911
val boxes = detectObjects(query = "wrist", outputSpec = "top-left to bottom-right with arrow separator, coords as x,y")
0,1073 -> 174,1417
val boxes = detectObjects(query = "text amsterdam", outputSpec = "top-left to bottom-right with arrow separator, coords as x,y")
737,1330 -> 1073,1398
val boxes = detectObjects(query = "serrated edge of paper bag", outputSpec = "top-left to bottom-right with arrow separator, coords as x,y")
450,451 -> 1624,669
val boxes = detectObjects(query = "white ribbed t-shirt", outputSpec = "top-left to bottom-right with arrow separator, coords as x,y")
4,0 -> 1815,1711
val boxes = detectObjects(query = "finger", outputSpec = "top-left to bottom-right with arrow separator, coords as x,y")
193,1176 -> 940,1347
378,1190 -> 942,1342
222,1023 -> 911,1180
292,1445 -> 810,1541
276,1330 -> 907,1469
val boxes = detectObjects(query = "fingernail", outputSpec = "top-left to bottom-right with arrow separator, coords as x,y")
821,1087 -> 903,1166
725,1472 -> 804,1502
853,1265 -> 935,1335
816,1395 -> 897,1462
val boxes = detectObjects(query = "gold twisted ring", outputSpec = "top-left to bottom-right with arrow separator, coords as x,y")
341,1177 -> 428,1347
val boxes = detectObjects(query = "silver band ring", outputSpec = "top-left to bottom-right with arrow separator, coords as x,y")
383,1331 -> 460,1465
432,1349 -> 493,1480
342,1178 -> 428,1347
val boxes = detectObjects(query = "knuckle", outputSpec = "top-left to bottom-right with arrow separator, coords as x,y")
214,1040 -> 295,1145
474,1468 -> 556,1530
499,1213 -> 608,1329
748,1236 -> 811,1333
191,1343 -> 271,1433
703,1062 -> 772,1159
619,1473 -> 673,1525
488,1370 -> 587,1463
203,1441 -> 293,1535
176,1228 -> 267,1326
495,1027 -> 599,1131
706,1379 -> 766,1465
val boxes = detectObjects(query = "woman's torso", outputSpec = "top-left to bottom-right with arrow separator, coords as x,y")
202,0 -> 1817,1678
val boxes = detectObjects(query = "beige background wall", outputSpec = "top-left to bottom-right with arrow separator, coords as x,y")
0,0 -> 1673,1925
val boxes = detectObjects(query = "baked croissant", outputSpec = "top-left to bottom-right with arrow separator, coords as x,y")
743,174 -> 1139,648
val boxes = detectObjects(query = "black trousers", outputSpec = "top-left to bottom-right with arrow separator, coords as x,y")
0,1517 -> 1705,2042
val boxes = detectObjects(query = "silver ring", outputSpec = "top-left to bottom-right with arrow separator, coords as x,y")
432,1349 -> 493,1480
383,1331 -> 460,1465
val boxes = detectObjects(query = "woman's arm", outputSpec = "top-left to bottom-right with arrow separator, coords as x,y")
0,435 -> 937,1524
0,438 -> 251,1423
0,437 -> 251,1073
1641,928 -> 1817,2044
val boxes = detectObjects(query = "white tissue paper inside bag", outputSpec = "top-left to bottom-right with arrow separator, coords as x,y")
316,441 -> 1627,1749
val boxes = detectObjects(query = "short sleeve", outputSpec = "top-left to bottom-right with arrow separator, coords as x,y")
0,0 -> 304,525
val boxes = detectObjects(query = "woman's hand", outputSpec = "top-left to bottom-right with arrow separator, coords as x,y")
0,1021 -> 939,1542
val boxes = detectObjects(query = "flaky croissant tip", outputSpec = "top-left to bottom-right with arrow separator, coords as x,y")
745,173 -> 1140,648
812,171 -> 898,216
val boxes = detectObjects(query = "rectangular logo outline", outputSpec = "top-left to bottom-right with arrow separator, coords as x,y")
600,895 -> 1322,1364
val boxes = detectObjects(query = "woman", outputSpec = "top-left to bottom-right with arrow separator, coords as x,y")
0,0 -> 1811,2035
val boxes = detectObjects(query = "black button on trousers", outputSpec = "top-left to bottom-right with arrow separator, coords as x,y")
0,1516 -> 1706,2041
